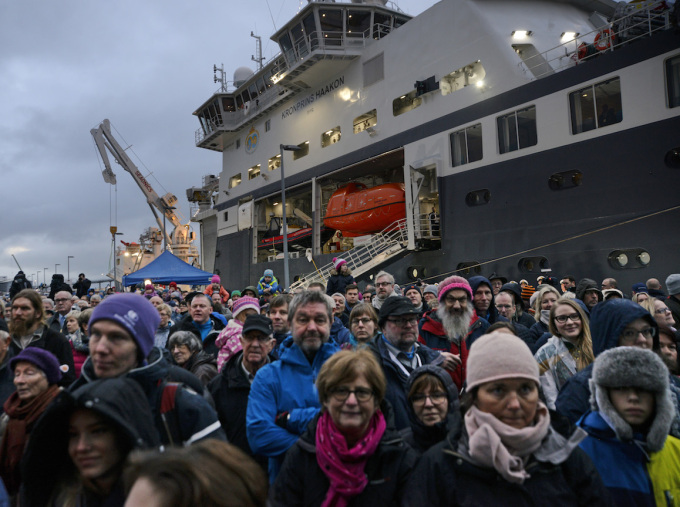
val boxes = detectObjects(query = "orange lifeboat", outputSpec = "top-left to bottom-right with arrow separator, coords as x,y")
323,183 -> 406,237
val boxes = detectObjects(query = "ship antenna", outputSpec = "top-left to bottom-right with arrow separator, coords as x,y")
251,32 -> 264,71
213,64 -> 228,92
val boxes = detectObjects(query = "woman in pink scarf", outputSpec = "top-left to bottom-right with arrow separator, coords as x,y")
271,349 -> 417,506
403,332 -> 612,506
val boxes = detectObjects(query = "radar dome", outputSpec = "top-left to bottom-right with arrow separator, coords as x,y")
234,66 -> 255,88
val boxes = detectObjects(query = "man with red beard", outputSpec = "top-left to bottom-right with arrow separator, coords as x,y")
418,276 -> 490,391
8,289 -> 75,386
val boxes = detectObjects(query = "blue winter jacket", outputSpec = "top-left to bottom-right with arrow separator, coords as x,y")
330,316 -> 351,346
246,336 -> 340,483
257,275 -> 280,295
555,299 -> 658,423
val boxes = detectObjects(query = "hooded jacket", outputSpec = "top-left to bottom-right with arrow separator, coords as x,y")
71,347 -> 225,446
417,310 -> 468,391
575,278 -> 602,305
9,273 -> 31,299
399,365 -> 461,455
468,276 -> 504,326
325,268 -> 355,296
555,299 -> 659,424
21,377 -> 159,507
246,336 -> 340,483
271,401 -> 418,507
182,350 -> 218,386
368,336 -> 444,430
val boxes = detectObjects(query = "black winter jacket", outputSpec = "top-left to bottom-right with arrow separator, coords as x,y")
403,423 -> 613,506
208,350 -> 271,470
271,403 -> 418,507
168,313 -> 225,357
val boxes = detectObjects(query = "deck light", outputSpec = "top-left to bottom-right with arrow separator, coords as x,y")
512,30 -> 532,40
561,32 -> 579,43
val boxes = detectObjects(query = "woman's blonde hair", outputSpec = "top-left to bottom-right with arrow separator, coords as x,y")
533,285 -> 561,322
546,299 -> 594,372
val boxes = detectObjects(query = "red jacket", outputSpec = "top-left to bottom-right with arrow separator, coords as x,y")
418,311 -> 468,391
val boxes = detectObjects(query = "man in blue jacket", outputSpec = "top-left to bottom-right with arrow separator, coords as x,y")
246,290 -> 339,482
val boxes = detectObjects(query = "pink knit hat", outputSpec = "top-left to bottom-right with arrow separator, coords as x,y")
333,258 -> 347,270
232,296 -> 260,318
437,275 -> 473,302
466,332 -> 540,390
211,275 -> 220,284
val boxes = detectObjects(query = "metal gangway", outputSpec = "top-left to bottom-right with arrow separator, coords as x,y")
288,213 -> 440,291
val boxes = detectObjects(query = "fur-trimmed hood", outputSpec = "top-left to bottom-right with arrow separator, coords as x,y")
329,266 -> 352,276
589,346 -> 673,452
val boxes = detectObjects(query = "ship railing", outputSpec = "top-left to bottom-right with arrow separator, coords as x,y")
518,0 -> 672,80
288,213 -> 438,291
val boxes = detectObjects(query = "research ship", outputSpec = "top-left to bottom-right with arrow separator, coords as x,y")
188,0 -> 680,291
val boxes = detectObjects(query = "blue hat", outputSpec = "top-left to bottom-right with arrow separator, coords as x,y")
89,293 -> 160,360
11,347 -> 63,384
264,269 -> 274,278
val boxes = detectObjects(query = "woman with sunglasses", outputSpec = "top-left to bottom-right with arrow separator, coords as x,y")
271,349 -> 417,506
534,299 -> 594,409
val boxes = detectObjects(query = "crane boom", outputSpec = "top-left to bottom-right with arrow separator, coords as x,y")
91,119 -> 199,265
91,119 -> 184,248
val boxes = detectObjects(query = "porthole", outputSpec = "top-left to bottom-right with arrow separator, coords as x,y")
665,147 -> 680,169
549,170 -> 583,190
465,189 -> 490,207
518,256 -> 550,273
608,249 -> 651,270
407,265 -> 427,281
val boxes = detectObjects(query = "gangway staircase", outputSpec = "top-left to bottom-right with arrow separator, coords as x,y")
288,213 -> 440,291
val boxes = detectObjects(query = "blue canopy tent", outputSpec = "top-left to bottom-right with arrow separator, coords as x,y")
122,250 -> 213,287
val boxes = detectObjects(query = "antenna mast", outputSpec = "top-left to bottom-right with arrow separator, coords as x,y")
251,32 -> 264,71
213,64 -> 228,92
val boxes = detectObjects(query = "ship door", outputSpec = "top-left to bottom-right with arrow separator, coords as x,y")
409,165 -> 440,243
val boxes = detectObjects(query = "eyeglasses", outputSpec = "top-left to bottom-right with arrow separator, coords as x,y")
554,313 -> 581,324
329,387 -> 374,402
655,307 -> 671,315
386,316 -> 418,327
411,392 -> 447,405
352,317 -> 373,326
620,327 -> 656,342
444,295 -> 467,305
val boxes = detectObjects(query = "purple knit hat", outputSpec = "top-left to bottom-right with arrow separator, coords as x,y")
11,347 -> 63,384
89,293 -> 160,360
211,275 -> 221,284
437,275 -> 473,301
232,296 -> 260,318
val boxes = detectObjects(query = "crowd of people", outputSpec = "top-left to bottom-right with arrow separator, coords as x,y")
0,263 -> 678,506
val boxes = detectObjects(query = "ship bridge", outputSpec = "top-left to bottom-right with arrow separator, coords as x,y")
193,0 -> 411,151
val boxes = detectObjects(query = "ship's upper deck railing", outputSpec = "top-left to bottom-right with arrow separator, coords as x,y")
519,0 -> 673,80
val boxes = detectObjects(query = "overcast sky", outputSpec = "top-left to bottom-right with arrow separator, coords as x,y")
0,0 -> 438,288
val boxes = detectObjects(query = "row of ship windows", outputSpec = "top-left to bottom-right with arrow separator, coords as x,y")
228,55 -> 680,189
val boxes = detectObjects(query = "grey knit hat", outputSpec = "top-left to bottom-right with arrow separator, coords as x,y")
589,347 -> 673,452
666,274 -> 680,296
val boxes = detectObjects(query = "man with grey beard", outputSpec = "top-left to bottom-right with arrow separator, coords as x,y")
418,276 -> 490,391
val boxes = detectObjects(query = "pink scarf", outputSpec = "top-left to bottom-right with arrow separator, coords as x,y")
465,402 -> 550,484
315,410 -> 386,507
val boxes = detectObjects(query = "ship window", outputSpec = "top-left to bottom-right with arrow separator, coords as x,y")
248,164 -> 261,180
665,54 -> 680,108
321,126 -> 341,147
223,212 -> 228,222
221,96 -> 236,113
265,119 -> 271,132
303,14 -> 318,51
394,16 -> 409,28
569,78 -> 622,134
291,22 -> 308,59
608,249 -> 652,270
518,257 -> 550,273
497,105 -> 537,154
450,124 -> 483,166
292,141 -> 310,160
264,68 -> 275,90
241,88 -> 252,104
256,78 -> 266,96
548,170 -> 583,190
268,154 -> 281,171
319,9 -> 343,46
393,91 -> 422,117
229,174 -> 242,188
279,33 -> 296,64
373,12 -> 392,39
236,94 -> 244,110
353,109 -> 377,134
440,61 -> 486,95
346,10 -> 371,39
364,53 -> 384,87
248,83 -> 258,103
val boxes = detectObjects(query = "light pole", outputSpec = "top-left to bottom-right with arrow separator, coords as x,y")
279,144 -> 301,291
67,256 -> 74,283
111,227 -> 124,292
37,271 -> 41,287
163,206 -> 176,251
55,263 -> 60,275
44,268 -> 49,286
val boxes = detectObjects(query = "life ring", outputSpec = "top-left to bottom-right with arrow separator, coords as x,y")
594,29 -> 614,51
